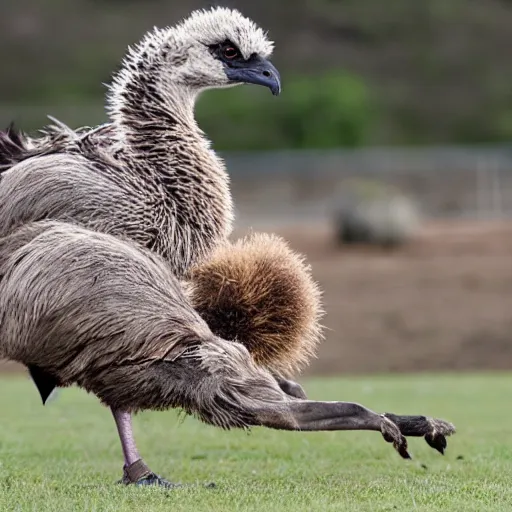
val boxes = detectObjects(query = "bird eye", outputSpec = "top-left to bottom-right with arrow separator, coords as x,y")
223,47 -> 239,59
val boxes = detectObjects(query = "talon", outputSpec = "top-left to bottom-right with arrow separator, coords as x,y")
425,434 -> 446,455
424,417 -> 455,455
380,415 -> 411,459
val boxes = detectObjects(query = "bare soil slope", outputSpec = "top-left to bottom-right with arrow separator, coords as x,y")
264,220 -> 512,375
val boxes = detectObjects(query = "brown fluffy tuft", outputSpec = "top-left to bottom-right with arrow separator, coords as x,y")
186,232 -> 324,377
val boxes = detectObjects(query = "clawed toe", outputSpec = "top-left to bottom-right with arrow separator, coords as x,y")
425,432 -> 447,454
135,474 -> 182,488
380,414 -> 411,459
383,413 -> 456,456
423,418 -> 455,455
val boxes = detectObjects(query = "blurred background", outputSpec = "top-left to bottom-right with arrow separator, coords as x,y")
0,0 -> 511,376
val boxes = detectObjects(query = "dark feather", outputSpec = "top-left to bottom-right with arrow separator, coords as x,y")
28,364 -> 60,405
0,123 -> 30,172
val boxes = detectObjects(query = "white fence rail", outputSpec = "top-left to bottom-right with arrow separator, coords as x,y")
224,147 -> 512,225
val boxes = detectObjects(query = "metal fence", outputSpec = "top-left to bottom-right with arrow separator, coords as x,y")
225,147 -> 512,227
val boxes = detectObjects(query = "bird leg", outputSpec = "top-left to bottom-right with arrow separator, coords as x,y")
103,343 -> 454,483
250,400 -> 455,459
111,408 -> 180,488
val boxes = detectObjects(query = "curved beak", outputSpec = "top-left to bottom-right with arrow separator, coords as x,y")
224,56 -> 281,96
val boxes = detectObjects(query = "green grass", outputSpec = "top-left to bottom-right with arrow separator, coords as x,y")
0,373 -> 511,511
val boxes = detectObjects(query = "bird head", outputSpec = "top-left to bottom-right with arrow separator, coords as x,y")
122,7 -> 280,97
108,7 -> 281,129
172,7 -> 280,95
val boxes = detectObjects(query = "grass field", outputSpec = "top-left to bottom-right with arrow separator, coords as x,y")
0,373 -> 511,512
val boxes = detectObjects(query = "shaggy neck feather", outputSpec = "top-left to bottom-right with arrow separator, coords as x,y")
106,32 -> 207,156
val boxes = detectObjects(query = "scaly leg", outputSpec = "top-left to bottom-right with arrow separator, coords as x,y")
251,400 -> 455,458
111,408 -> 180,488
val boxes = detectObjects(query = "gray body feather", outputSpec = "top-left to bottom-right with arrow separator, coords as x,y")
0,120 -> 232,278
0,221 -> 284,427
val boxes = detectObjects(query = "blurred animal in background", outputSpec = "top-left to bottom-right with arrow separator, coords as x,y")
0,221 -> 455,488
334,179 -> 421,248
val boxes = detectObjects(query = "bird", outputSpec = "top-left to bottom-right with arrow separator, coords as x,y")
0,220 -> 456,488
0,7 -> 309,399
0,6 -> 281,279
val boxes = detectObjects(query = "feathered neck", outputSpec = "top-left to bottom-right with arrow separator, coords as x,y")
106,27 -> 201,152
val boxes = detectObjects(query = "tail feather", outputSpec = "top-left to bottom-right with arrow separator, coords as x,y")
186,233 -> 325,377
0,122 -> 31,172
0,118 -> 78,173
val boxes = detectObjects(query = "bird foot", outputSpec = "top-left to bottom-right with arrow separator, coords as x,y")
133,474 -> 181,489
118,459 -> 181,489
118,459 -> 216,489
383,413 -> 456,456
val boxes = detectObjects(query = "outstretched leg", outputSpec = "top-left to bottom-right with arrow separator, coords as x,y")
165,340 -> 456,460
250,400 -> 455,458
112,408 -> 180,488
101,339 -> 455,487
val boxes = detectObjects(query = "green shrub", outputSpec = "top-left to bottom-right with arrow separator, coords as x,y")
196,71 -> 374,150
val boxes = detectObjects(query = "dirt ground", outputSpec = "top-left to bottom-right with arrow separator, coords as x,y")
1,219 -> 511,377
265,219 -> 512,375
